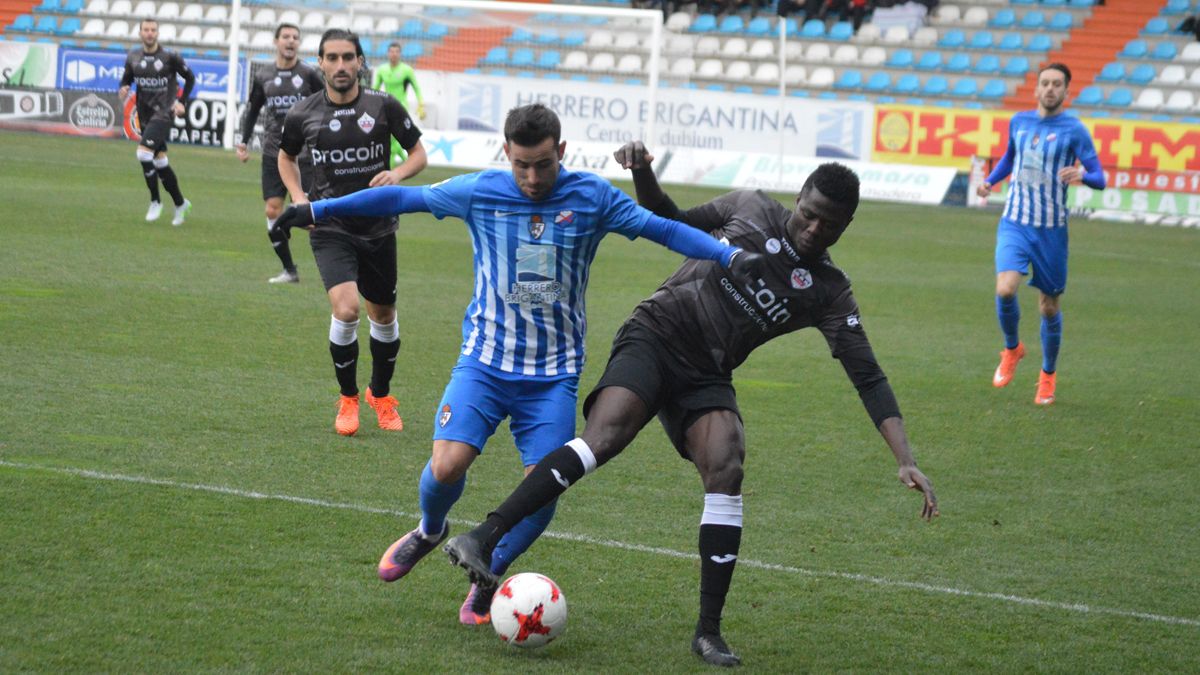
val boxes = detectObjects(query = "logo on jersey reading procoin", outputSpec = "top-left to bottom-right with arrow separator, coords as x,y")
329,119 -> 341,132
357,112 -> 375,133
292,74 -> 303,88
765,238 -> 781,254
790,268 -> 813,289
439,404 -> 452,427
555,210 -> 574,225
529,215 -> 545,240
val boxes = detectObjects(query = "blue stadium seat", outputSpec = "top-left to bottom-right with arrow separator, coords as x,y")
834,69 -> 863,90
1152,42 -> 1177,60
1107,87 -> 1133,106
951,77 -> 978,97
817,91 -> 839,100
783,17 -> 799,34
689,14 -> 717,32
969,31 -> 994,49
998,33 -> 1023,51
1164,0 -> 1190,13
534,29 -> 560,45
36,0 -> 60,11
1042,0 -> 1066,5
1010,0 -> 1034,4
401,43 -> 423,60
745,16 -> 771,36
893,73 -> 920,94
359,37 -> 373,56
398,19 -> 422,39
1127,63 -> 1156,85
962,101 -> 985,109
864,71 -> 891,92
537,50 -> 561,69
706,83 -> 727,91
570,74 -> 589,81
887,48 -> 914,68
83,39 -> 101,49
980,79 -> 1007,98
543,72 -> 562,80
33,16 -> 56,33
945,52 -> 971,73
425,23 -> 449,40
974,54 -> 1001,75
1143,18 -> 1169,35
1075,86 -> 1103,106
1025,34 -> 1052,52
990,9 -> 1016,28
63,0 -> 84,11
1097,62 -> 1124,82
626,78 -> 643,86
506,27 -> 533,43
1020,11 -> 1045,30
877,95 -> 896,103
718,15 -> 744,33
1048,12 -> 1073,30
734,85 -> 753,93
1120,40 -> 1147,58
801,19 -> 825,38
932,99 -> 954,108
488,68 -> 509,78
481,47 -> 508,66
517,71 -> 535,79
916,51 -> 942,71
1003,56 -> 1030,77
829,22 -> 854,41
57,16 -> 80,35
561,30 -> 585,47
204,49 -> 221,59
922,75 -> 948,95
939,29 -> 965,48
1068,0 -> 1093,5
510,48 -> 535,67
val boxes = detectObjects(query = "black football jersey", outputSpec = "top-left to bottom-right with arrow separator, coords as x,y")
240,61 -> 324,157
120,47 -> 194,125
631,190 -> 885,386
279,88 -> 421,239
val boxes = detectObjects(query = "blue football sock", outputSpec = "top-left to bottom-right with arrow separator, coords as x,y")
1041,312 -> 1062,374
996,295 -> 1020,350
418,460 -> 465,538
490,499 -> 558,576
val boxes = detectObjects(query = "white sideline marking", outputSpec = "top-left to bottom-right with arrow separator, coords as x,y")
4,459 -> 1198,629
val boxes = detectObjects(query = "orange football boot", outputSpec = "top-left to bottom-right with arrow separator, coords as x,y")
335,394 -> 360,436
365,387 -> 404,431
992,342 -> 1025,388
1035,370 -> 1056,406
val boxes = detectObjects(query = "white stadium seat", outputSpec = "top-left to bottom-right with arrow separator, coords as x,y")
805,43 -> 831,61
201,26 -> 226,46
665,11 -> 691,31
377,17 -> 399,34
351,15 -> 373,34
913,26 -> 938,45
861,46 -> 887,65
108,0 -> 131,16
562,50 -> 589,70
1182,43 -> 1200,63
1164,90 -> 1195,111
784,41 -> 803,59
697,58 -> 724,79
300,33 -> 320,53
854,24 -> 881,42
178,25 -> 202,44
694,35 -> 720,55
157,23 -> 177,42
933,5 -> 961,24
1133,88 -> 1164,109
85,0 -> 109,14
616,54 -> 642,73
783,64 -> 807,85
158,2 -> 179,19
104,19 -> 129,37
81,18 -> 105,35
721,38 -> 747,58
752,62 -> 779,83
748,39 -> 774,59
1190,67 -> 1200,86
724,60 -> 752,80
179,3 -> 203,22
253,8 -> 276,28
832,44 -> 858,63
250,30 -> 274,49
1157,65 -> 1186,85
882,25 -> 909,43
589,52 -> 616,72
278,10 -> 302,26
132,0 -> 155,17
666,34 -> 694,55
962,7 -> 989,25
205,5 -> 228,24
613,31 -> 640,50
588,30 -> 614,48
808,66 -> 835,87
301,12 -> 325,30
669,57 -> 696,77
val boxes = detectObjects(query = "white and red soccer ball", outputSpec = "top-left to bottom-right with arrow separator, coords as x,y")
490,573 -> 568,649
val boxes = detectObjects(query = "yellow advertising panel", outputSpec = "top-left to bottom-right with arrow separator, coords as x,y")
872,105 -> 1200,173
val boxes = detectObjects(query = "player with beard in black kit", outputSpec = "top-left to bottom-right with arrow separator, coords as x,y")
444,142 -> 939,667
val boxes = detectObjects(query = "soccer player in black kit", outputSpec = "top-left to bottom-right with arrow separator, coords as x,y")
236,23 -> 325,284
278,29 -> 427,437
118,18 -> 195,226
444,143 -> 939,667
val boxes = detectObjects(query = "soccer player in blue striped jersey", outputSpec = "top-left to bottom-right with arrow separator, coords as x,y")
976,63 -> 1105,405
274,103 -> 760,623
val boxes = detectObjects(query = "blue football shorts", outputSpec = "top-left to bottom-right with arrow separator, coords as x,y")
994,218 -> 1069,296
432,356 -> 578,466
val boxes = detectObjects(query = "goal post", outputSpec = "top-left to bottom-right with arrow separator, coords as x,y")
222,0 -> 664,151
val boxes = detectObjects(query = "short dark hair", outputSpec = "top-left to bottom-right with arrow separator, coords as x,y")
388,42 -> 402,51
318,29 -> 363,58
1040,62 -> 1072,86
139,17 -> 157,29
275,23 -> 300,39
504,103 -> 561,147
802,162 -> 860,213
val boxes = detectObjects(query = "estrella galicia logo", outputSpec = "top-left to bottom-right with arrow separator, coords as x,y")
529,215 -> 545,240
68,93 -> 115,132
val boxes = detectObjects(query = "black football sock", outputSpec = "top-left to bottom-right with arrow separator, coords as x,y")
268,222 -> 297,272
697,523 -> 742,637
368,336 -> 400,397
475,444 -> 588,549
157,164 -> 185,206
329,340 -> 359,397
140,161 -> 160,202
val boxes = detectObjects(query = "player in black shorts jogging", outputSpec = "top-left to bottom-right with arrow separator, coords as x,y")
278,29 -> 427,437
237,22 -> 325,284
118,18 -> 195,226
444,143 -> 939,667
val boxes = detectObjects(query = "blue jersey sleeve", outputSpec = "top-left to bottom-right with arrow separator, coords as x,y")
1073,120 -> 1105,189
422,172 -> 482,220
598,181 -> 651,239
986,116 -> 1017,185
311,185 -> 429,220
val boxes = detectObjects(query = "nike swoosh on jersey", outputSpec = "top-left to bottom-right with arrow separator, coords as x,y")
494,210 -> 521,217
551,469 -> 570,488
709,554 -> 738,564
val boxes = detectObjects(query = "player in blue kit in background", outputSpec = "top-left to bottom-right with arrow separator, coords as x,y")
274,103 -> 761,624
976,63 -> 1105,405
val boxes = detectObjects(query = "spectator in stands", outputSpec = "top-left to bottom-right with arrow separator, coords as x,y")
818,0 -> 872,31
1178,13 -> 1200,41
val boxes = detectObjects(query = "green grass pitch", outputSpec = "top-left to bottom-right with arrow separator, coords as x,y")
1,130 -> 1198,672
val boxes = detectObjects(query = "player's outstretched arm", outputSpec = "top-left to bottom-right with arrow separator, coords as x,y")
878,417 -> 939,521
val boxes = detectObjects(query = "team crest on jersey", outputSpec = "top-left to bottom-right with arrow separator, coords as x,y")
1031,134 -> 1040,149
790,267 -> 813,289
439,404 -> 452,427
329,119 -> 341,132
357,112 -> 375,133
153,59 -> 163,71
765,238 -> 781,254
529,215 -> 545,239
1046,133 -> 1057,142
274,76 -> 282,86
292,74 -> 303,88
555,210 -> 574,225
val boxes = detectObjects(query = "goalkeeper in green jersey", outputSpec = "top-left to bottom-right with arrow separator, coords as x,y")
372,42 -> 425,166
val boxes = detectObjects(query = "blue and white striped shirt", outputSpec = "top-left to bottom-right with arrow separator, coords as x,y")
423,168 -> 648,377
991,111 -> 1101,229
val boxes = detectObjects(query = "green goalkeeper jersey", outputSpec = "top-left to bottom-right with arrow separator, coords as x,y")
372,61 -> 423,111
